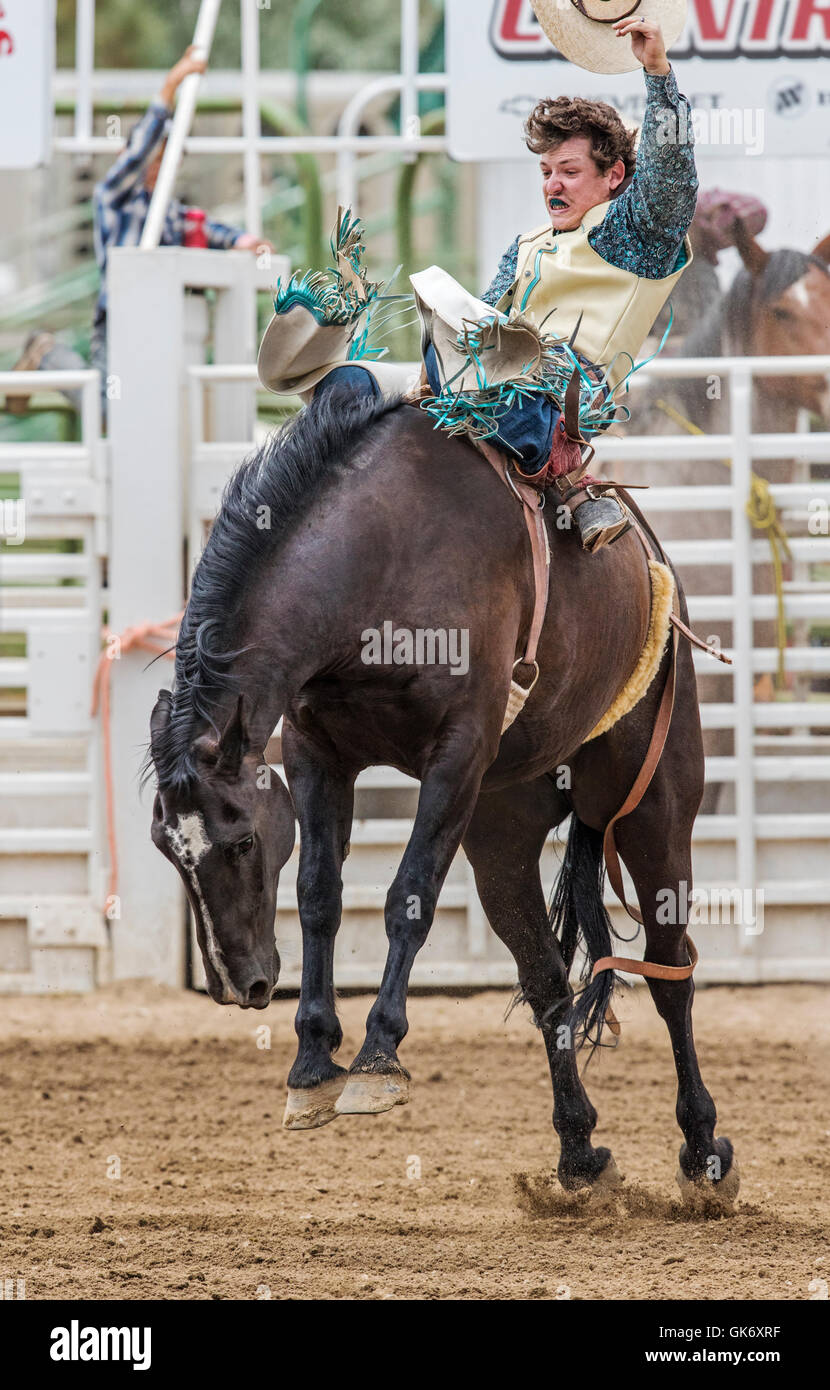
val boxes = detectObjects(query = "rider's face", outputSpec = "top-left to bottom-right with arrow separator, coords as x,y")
540,137 -> 626,232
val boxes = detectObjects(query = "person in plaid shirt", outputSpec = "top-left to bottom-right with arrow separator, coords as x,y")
10,47 -> 272,422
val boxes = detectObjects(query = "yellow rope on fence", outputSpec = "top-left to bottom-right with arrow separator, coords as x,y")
655,397 -> 791,689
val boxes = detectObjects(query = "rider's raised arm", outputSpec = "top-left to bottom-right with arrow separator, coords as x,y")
591,66 -> 698,280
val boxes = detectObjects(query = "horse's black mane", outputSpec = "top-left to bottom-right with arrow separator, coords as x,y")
148,388 -> 401,791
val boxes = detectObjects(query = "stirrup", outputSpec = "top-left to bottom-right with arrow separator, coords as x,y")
575,493 -> 632,554
581,513 -> 632,553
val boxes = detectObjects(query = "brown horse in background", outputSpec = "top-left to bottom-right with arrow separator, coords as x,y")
610,223 -> 830,809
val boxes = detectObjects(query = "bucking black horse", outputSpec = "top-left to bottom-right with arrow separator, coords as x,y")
148,389 -> 738,1202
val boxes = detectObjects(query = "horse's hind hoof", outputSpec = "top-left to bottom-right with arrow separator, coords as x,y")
283,1075 -> 347,1130
335,1070 -> 410,1115
676,1156 -> 741,1208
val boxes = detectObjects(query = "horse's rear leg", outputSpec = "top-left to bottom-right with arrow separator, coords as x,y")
281,726 -> 356,1129
614,804 -> 739,1203
464,777 -> 619,1192
336,730 -> 494,1116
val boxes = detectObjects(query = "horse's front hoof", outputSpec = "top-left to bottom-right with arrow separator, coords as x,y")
587,1154 -> 623,1202
558,1146 -> 620,1193
335,1069 -> 410,1115
676,1141 -> 740,1208
283,1074 -> 347,1130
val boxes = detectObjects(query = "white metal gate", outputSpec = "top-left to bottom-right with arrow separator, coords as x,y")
0,368 -> 109,991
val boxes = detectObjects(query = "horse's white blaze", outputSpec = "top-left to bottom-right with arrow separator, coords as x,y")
166,813 -> 237,1000
790,279 -> 810,310
167,811 -> 211,868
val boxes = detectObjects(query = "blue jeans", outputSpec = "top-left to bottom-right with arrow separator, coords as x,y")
314,364 -> 381,403
315,353 -> 559,474
423,343 -> 556,473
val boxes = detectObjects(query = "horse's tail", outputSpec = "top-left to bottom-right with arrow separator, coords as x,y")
548,814 -> 624,1051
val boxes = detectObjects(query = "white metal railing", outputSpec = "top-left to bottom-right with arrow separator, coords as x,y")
0,368 -> 109,990
601,354 -> 830,912
61,0 -> 448,233
335,74 -> 448,209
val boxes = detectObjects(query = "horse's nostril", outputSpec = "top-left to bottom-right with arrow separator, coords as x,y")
247,979 -> 269,1004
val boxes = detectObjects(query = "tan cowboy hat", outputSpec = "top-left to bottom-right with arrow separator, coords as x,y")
257,304 -> 352,396
532,0 -> 688,76
257,302 -> 421,399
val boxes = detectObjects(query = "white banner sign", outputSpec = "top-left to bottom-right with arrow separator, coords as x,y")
447,0 -> 830,159
0,0 -> 55,169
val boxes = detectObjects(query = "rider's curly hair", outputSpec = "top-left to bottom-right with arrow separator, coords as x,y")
524,96 -> 637,181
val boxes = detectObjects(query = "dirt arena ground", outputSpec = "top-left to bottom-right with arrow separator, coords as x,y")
0,982 -> 827,1301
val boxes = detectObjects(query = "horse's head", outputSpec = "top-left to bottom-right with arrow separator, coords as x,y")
729,221 -> 830,422
149,691 -> 296,1008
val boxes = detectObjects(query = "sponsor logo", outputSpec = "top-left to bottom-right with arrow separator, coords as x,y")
489,0 -> 830,61
769,72 -> 810,113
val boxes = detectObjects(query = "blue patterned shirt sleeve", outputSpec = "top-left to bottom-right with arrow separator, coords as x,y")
480,65 -> 697,295
591,66 -> 698,279
204,213 -> 245,250
480,235 -> 520,305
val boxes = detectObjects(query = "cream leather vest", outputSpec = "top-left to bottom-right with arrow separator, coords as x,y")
495,201 -> 692,392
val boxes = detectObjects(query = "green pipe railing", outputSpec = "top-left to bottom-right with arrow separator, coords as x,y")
290,0 -> 326,129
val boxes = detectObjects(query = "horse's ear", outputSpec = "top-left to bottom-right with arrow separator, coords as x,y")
215,694 -> 249,777
732,217 -> 770,277
812,231 -> 830,264
150,690 -> 172,754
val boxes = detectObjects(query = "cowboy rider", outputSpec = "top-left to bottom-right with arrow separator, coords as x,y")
472,14 -> 697,549
259,13 -> 696,554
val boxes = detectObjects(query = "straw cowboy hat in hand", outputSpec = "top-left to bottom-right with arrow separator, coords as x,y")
532,0 -> 688,75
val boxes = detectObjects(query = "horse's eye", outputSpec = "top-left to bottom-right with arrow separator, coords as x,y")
224,835 -> 254,862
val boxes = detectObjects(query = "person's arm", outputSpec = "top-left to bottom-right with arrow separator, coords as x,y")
203,216 -> 247,251
592,21 -> 697,279
95,100 -> 171,208
95,47 -> 207,210
480,235 -> 520,306
203,220 -> 276,252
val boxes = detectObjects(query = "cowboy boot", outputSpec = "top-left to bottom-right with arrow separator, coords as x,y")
513,448 -> 631,553
556,477 -> 631,553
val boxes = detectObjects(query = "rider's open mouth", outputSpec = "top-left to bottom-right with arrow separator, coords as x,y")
549,199 -> 568,210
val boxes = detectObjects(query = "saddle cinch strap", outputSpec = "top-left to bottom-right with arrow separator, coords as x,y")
476,439 -> 551,734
